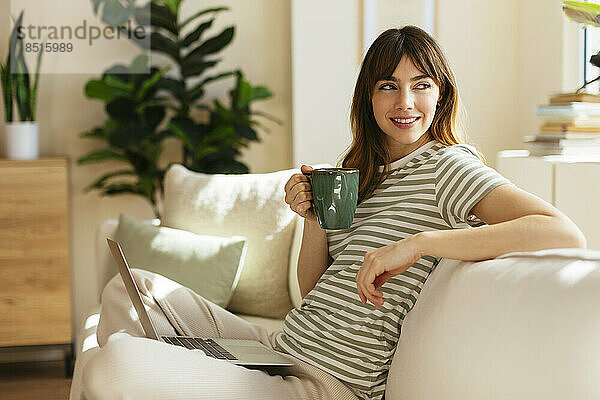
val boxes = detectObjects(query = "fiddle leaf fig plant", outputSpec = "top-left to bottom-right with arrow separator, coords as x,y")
79,1 -> 280,218
78,54 -> 170,217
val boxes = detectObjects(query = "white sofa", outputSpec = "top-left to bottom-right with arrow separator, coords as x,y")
70,165 -> 600,400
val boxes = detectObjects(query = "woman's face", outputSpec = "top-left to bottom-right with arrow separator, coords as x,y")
371,56 -> 440,161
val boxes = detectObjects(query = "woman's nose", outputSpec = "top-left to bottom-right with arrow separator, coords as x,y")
394,89 -> 415,109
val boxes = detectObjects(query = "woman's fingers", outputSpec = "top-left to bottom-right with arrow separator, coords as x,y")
356,259 -> 385,307
285,177 -> 311,204
284,171 -> 317,221
359,285 -> 383,307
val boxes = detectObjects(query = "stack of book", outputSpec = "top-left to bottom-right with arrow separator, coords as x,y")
527,92 -> 600,157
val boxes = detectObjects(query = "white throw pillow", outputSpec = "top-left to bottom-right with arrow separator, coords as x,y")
162,164 -> 298,318
113,213 -> 247,308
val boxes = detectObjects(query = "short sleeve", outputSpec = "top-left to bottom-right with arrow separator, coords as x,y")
435,144 -> 512,227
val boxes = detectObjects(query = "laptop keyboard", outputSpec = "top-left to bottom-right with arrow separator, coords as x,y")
162,336 -> 238,360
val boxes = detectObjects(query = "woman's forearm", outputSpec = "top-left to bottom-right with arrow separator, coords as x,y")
297,219 -> 330,298
414,214 -> 587,261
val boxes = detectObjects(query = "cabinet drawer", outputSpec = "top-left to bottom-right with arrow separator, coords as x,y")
0,158 -> 71,346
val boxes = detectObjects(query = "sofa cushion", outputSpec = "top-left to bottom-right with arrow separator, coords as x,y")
114,213 -> 247,308
387,248 -> 600,400
162,164 -> 297,318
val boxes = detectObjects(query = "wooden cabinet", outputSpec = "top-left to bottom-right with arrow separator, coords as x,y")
0,158 -> 71,348
497,151 -> 600,250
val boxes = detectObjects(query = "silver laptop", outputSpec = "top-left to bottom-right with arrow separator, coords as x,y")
107,238 -> 293,367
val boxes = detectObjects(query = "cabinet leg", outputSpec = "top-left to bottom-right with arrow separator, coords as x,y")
64,344 -> 74,377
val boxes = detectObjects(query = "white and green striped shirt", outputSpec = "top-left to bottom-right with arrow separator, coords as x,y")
275,141 -> 512,400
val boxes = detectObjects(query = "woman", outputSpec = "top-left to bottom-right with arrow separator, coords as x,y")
279,25 -> 585,399
83,26 -> 585,400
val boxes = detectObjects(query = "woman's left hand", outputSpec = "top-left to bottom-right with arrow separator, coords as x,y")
355,235 -> 424,307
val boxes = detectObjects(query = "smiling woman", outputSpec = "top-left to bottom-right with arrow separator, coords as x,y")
279,25 -> 586,400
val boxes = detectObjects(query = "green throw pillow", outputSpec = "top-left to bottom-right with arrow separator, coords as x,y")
113,213 -> 247,308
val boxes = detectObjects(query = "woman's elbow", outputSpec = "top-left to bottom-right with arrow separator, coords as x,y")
570,229 -> 587,249
558,216 -> 587,249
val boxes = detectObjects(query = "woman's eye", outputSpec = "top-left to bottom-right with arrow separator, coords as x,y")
416,82 -> 431,90
379,83 -> 395,90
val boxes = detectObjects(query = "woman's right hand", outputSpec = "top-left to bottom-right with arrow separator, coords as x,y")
284,165 -> 318,223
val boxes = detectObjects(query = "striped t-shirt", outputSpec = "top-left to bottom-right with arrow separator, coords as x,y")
275,140 -> 512,400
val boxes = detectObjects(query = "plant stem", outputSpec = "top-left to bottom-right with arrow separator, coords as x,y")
576,75 -> 600,93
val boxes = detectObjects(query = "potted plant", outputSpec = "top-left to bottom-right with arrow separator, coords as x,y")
0,11 -> 43,159
563,1 -> 600,93
79,1 -> 280,218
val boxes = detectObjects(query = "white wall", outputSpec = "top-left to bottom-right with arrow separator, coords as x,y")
290,0 -> 360,167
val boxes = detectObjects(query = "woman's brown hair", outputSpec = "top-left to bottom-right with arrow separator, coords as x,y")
341,25 -> 473,204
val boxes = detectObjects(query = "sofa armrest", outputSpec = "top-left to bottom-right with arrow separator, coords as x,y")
287,214 -> 303,309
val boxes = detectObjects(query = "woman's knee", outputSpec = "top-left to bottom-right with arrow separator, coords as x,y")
82,333 -> 145,399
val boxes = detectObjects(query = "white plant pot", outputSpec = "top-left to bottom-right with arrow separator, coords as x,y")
4,122 -> 39,160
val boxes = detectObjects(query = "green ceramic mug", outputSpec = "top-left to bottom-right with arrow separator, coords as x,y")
303,168 -> 359,230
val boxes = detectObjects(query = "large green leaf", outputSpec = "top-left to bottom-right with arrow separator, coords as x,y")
251,86 -> 272,102
1,64 -> 13,122
180,7 -> 228,29
85,79 -> 129,101
104,64 -> 130,80
149,2 -> 178,36
167,118 -> 196,149
233,77 -> 253,110
11,13 -> 32,121
108,122 -> 150,149
29,42 -> 43,121
8,12 -> 24,74
102,183 -> 147,197
104,74 -> 133,91
79,127 -> 106,139
13,61 -> 31,121
106,98 -> 136,121
187,71 -> 235,102
158,0 -> 182,16
185,27 -> 234,60
150,32 -> 179,62
84,169 -> 136,191
181,58 -> 219,78
181,19 -> 213,48
77,148 -> 128,164
233,124 -> 259,141
143,105 -> 166,131
137,67 -> 168,101
156,77 -> 185,98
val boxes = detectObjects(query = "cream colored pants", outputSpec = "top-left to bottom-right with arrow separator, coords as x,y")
81,269 -> 358,400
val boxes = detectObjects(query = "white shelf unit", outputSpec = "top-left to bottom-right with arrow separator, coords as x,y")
496,150 -> 600,250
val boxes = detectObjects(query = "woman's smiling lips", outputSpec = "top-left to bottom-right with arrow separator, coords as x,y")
390,116 -> 421,128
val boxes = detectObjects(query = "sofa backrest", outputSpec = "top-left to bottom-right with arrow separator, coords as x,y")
387,248 -> 600,399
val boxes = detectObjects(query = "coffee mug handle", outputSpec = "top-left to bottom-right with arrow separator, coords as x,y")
302,171 -> 315,210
